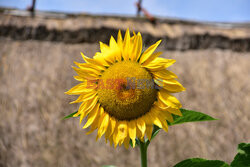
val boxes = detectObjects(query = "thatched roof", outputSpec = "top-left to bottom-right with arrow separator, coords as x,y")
1,9 -> 250,51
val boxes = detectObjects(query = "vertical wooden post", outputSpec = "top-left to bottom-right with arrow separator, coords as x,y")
30,0 -> 36,17
137,0 -> 142,16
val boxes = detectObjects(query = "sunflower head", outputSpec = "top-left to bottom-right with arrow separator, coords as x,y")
66,29 -> 185,148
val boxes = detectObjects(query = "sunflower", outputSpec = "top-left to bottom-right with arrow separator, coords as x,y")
66,29 -> 185,148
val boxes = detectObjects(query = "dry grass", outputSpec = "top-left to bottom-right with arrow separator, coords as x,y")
0,38 -> 249,167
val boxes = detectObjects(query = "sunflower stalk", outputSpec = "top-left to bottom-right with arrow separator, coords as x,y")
139,139 -> 148,167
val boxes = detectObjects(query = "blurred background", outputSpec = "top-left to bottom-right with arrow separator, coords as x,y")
0,0 -> 249,167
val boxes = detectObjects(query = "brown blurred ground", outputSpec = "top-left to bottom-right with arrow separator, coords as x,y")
0,10 -> 250,167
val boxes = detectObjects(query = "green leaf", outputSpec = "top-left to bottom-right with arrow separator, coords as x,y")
231,143 -> 250,167
146,109 -> 217,143
174,158 -> 230,167
62,111 -> 77,120
102,166 -> 116,167
151,125 -> 161,140
170,108 -> 217,126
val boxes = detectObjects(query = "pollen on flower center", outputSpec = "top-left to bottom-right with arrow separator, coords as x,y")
117,83 -> 136,100
97,61 -> 158,121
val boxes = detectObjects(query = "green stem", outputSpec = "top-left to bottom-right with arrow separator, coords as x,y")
139,140 -> 148,167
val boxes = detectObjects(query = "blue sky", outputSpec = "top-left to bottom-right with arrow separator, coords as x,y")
0,0 -> 250,22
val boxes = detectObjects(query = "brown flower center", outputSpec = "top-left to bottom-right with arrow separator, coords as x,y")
97,61 -> 157,120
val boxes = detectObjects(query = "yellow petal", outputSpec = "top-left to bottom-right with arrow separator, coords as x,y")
100,42 -> 109,53
86,110 -> 101,135
130,36 -> 135,44
159,116 -> 169,132
148,110 -> 162,128
155,79 -> 185,93
104,46 -> 121,64
79,96 -> 98,123
145,125 -> 153,141
142,113 -> 154,125
65,82 -> 88,95
72,67 -> 99,80
73,75 -> 86,81
73,100 -> 93,117
129,34 -> 137,61
143,58 -> 176,71
152,69 -> 177,80
82,104 -> 100,129
128,121 -> 136,147
109,36 -> 117,48
81,52 -> 110,70
158,90 -> 182,108
131,32 -> 142,61
74,62 -> 102,75
78,66 -> 101,76
136,126 -> 143,141
112,127 -> 119,147
105,128 -> 110,143
153,106 -> 174,123
97,113 -> 110,139
123,28 -> 131,60
116,121 -> 128,145
135,32 -> 143,61
124,136 -> 130,149
167,107 -> 182,116
117,30 -> 123,50
109,134 -> 114,147
109,117 -> 116,137
93,52 -> 111,66
73,61 -> 84,67
94,112 -> 105,141
162,111 -> 174,123
81,52 -> 102,66
142,52 -> 162,66
155,101 -> 182,116
139,40 -> 161,64
109,36 -> 122,61
70,91 -> 97,104
137,118 -> 146,137
104,116 -> 114,140
74,61 -> 105,71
